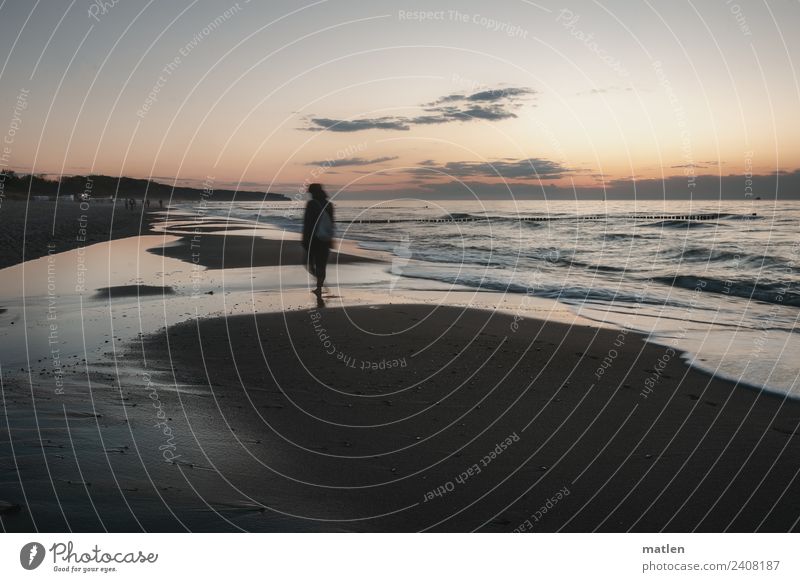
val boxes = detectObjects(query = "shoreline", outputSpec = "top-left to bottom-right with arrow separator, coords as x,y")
150,231 -> 379,270
4,303 -> 796,532
0,199 -> 155,270
148,214 -> 800,403
140,304 -> 800,532
1,206 -> 798,532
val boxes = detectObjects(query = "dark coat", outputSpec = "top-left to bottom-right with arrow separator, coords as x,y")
302,198 -> 334,249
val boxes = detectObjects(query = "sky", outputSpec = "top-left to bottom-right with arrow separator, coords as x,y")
1,0 -> 799,199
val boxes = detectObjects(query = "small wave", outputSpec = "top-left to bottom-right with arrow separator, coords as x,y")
644,219 -> 718,229
655,275 -> 800,306
357,240 -> 397,252
601,232 -> 660,241
566,260 -> 629,273
397,270 -> 530,294
676,247 -> 786,269
398,269 -> 675,306
536,286 -> 681,306
717,213 -> 762,221
443,212 -> 487,220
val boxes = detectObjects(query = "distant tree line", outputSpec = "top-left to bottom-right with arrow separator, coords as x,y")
0,171 -> 288,201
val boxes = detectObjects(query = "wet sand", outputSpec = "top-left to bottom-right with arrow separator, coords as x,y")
137,305 -> 800,531
150,232 -> 378,269
0,200 -> 153,269
3,302 -> 798,532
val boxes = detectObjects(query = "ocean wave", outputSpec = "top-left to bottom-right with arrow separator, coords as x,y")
676,247 -> 786,268
643,219 -> 719,229
717,213 -> 762,221
601,232 -> 660,241
427,212 -> 744,226
397,269 -> 678,306
443,212 -> 486,220
363,237 -> 640,276
537,286 -> 689,307
566,260 -> 629,273
655,275 -> 799,306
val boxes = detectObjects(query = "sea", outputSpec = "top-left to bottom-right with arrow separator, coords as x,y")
187,198 -> 800,398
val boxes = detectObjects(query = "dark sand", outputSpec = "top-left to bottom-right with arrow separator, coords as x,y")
150,233 -> 377,269
0,200 -> 153,269
4,303 -> 797,532
138,306 -> 800,531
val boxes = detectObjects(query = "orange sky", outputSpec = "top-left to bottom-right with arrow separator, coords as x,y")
1,1 -> 798,198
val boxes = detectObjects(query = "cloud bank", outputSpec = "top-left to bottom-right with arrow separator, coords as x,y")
407,158 -> 574,180
305,156 -> 398,167
303,87 -> 535,132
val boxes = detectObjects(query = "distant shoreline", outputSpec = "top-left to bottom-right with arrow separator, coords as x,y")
0,171 -> 291,202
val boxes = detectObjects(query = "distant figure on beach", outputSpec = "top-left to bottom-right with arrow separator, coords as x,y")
302,183 -> 335,298
145,199 -> 150,208
159,199 -> 163,208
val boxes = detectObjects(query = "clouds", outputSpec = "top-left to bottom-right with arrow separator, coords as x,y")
306,117 -> 411,132
408,158 -> 574,180
305,156 -> 398,167
428,87 -> 534,105
303,87 -> 535,132
669,160 -> 723,169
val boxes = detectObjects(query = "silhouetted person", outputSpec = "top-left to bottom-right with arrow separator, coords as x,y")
302,183 -> 334,297
145,198 -> 150,208
159,199 -> 163,208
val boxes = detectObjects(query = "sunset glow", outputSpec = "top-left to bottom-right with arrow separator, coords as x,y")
0,1 -> 798,199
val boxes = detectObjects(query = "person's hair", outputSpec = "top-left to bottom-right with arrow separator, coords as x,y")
308,183 -> 328,201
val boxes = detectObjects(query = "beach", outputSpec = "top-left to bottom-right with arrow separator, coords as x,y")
0,200 -> 152,270
1,205 -> 798,532
133,304 -> 800,532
